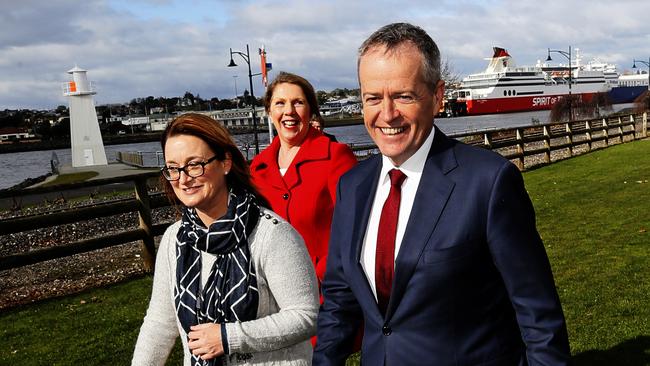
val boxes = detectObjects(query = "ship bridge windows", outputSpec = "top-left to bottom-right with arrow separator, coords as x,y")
503,89 -> 517,96
505,72 -> 538,77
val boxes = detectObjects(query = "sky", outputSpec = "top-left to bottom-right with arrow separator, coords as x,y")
1,0 -> 649,110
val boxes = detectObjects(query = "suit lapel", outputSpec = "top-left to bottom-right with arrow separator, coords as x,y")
387,128 -> 458,317
348,156 -> 382,308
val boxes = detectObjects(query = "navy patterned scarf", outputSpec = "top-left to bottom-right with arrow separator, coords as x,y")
174,188 -> 260,366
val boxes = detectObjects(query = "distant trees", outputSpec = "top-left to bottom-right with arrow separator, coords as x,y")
0,110 -> 28,127
634,90 -> 650,112
0,85 -> 372,133
316,90 -> 328,105
440,57 -> 461,87
55,105 -> 68,115
315,88 -> 360,105
550,92 -> 612,122
50,117 -> 70,137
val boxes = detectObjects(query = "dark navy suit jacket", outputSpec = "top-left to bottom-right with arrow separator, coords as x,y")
313,127 -> 570,365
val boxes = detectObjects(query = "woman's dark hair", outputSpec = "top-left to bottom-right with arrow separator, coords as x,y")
264,71 -> 321,119
160,113 -> 268,208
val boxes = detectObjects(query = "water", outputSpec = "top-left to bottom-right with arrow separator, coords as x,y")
0,104 -> 634,190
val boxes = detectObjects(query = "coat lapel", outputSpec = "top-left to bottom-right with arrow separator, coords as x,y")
250,136 -> 287,191
387,128 -> 458,317
348,156 -> 382,309
282,129 -> 330,190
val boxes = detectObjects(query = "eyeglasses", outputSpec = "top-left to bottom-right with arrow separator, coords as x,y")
161,155 -> 219,181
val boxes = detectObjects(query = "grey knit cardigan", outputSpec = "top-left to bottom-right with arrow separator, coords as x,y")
132,208 -> 319,365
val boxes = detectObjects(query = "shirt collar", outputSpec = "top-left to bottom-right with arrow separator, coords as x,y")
379,125 -> 435,183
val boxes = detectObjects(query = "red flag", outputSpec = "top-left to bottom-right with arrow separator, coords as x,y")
259,47 -> 268,87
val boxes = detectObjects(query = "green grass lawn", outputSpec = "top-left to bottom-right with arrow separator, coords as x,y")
1,139 -> 648,365
0,276 -> 184,365
525,139 -> 650,364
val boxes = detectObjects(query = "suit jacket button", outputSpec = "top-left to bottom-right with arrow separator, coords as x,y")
282,193 -> 289,200
382,325 -> 391,336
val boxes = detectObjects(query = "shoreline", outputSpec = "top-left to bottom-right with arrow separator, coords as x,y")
0,116 -> 364,155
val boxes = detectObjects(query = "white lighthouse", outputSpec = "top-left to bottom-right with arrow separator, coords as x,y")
62,65 -> 108,167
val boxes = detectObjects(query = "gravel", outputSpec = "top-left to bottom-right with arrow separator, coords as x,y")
0,192 -> 178,311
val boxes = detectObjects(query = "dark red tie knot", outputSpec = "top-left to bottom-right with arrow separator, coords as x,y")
388,169 -> 407,188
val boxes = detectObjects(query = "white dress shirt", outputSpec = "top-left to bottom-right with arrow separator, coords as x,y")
360,127 -> 435,300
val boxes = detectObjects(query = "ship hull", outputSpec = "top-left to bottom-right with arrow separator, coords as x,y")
607,86 -> 647,104
465,92 -> 598,115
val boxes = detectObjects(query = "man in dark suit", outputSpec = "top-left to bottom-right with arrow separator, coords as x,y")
313,23 -> 570,365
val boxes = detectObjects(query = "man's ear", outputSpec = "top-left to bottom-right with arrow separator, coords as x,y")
433,79 -> 445,115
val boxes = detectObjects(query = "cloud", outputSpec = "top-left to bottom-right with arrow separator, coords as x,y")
0,0 -> 649,109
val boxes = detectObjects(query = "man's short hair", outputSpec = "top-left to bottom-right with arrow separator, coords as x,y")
358,22 -> 441,91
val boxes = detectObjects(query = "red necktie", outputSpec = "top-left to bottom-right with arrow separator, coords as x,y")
375,169 -> 407,315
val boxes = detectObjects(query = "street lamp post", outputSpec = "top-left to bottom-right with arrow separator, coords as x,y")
632,57 -> 650,92
232,75 -> 239,108
233,75 -> 239,98
228,45 -> 260,155
547,46 -> 573,120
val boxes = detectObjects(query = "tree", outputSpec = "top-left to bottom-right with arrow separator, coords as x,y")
316,90 -> 328,105
634,90 -> 650,112
55,105 -> 68,115
183,91 -> 195,106
33,120 -> 52,140
51,117 -> 70,137
550,92 -> 611,122
216,98 -> 235,110
440,57 -> 461,87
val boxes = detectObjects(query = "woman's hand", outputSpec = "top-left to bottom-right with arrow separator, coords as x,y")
188,323 -> 225,360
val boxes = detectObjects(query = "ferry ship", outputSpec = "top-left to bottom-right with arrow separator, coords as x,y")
608,73 -> 649,104
446,47 -> 611,116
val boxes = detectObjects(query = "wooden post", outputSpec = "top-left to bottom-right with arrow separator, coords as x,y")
643,112 -> 648,138
515,128 -> 524,170
626,115 -> 633,141
134,177 -> 155,272
585,121 -> 592,151
618,117 -> 623,143
602,118 -> 609,146
543,125 -> 551,163
483,132 -> 492,148
565,122 -> 573,157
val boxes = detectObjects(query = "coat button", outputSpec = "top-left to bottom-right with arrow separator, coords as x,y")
282,193 -> 289,200
382,325 -> 391,336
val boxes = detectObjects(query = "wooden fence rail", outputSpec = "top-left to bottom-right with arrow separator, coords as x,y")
0,172 -> 169,272
0,112 -> 647,273
446,112 -> 647,170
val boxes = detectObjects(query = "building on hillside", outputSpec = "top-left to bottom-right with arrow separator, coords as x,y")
321,97 -> 362,116
0,127 -> 36,142
211,107 -> 269,128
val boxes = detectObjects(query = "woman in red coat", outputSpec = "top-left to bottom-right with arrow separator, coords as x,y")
250,72 -> 357,285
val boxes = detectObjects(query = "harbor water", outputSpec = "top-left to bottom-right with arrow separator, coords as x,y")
0,104 -> 634,190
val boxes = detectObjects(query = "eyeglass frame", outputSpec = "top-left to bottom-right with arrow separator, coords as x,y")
161,155 -> 220,181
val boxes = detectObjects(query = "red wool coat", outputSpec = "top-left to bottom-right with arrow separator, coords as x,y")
250,128 -> 357,282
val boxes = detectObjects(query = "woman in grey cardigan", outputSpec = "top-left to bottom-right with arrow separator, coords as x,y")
132,113 -> 319,366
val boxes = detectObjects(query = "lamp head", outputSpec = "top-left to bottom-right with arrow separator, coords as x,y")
546,48 -> 552,62
228,48 -> 237,67
632,61 -> 637,69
